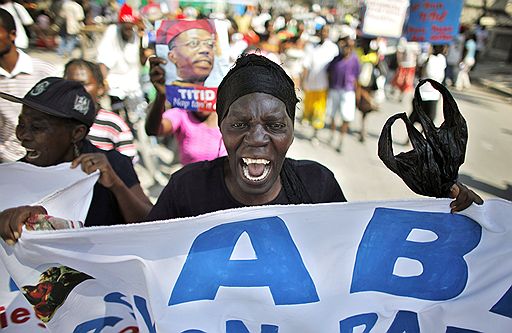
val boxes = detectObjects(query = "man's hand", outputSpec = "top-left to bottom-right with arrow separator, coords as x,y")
0,206 -> 47,245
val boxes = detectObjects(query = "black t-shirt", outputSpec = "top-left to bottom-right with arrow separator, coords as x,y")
81,140 -> 139,226
146,157 -> 346,221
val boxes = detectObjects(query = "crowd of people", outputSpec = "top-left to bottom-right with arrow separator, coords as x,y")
0,2 -> 485,241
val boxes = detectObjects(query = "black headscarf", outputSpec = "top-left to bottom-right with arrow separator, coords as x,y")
216,53 -> 299,126
216,54 -> 312,204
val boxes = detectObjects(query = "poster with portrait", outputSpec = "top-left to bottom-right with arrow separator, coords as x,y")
155,19 -> 230,113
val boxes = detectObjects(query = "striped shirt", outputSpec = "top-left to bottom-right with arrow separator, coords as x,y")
0,50 -> 56,162
88,109 -> 137,160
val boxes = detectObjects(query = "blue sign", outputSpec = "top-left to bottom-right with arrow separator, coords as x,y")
406,0 -> 464,43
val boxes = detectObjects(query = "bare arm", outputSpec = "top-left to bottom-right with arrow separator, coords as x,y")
145,56 -> 173,136
71,153 -> 153,222
98,63 -> 109,92
0,206 -> 47,244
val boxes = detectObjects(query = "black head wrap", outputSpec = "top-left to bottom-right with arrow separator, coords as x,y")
216,53 -> 312,204
216,53 -> 299,127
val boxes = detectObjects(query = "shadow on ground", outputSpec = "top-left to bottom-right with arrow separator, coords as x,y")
459,174 -> 512,201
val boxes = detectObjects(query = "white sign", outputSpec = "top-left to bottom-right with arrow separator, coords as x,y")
362,0 -> 410,38
1,195 -> 511,332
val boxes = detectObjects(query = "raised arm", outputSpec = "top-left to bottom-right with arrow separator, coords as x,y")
145,56 -> 173,136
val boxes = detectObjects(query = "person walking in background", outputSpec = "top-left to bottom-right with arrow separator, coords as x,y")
409,44 -> 446,125
96,3 -> 144,125
444,28 -> 465,87
455,32 -> 476,91
355,37 -> 380,143
63,59 -> 138,161
390,37 -> 419,101
326,36 -> 360,153
0,0 -> 33,50
474,24 -> 488,69
56,0 -> 84,57
300,24 -> 338,141
0,8 -> 56,163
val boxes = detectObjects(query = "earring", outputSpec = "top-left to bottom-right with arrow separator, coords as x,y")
73,143 -> 80,158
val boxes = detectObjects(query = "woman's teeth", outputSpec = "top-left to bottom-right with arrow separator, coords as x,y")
242,157 -> 271,182
242,158 -> 270,165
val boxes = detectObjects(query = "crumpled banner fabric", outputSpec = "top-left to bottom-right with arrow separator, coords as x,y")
1,190 -> 511,332
0,162 -> 98,331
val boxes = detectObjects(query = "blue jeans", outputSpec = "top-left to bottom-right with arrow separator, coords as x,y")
57,34 -> 78,56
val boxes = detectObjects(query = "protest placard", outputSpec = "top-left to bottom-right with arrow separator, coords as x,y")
155,19 -> 230,113
406,0 -> 464,43
362,0 -> 409,38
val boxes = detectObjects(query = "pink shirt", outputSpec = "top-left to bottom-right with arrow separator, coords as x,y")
162,108 -> 227,166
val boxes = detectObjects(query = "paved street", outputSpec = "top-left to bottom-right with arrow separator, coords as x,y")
290,85 -> 512,202
28,48 -> 512,203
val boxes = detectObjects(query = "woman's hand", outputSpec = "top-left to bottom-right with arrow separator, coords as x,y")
0,206 -> 47,244
71,153 -> 122,188
149,56 -> 167,96
449,182 -> 484,213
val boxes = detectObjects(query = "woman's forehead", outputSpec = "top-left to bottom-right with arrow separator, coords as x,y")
229,92 -> 286,109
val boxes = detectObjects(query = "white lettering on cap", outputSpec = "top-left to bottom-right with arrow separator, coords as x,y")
74,95 -> 90,115
29,81 -> 50,96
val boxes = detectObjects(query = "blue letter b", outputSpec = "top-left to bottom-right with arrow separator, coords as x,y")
351,208 -> 481,300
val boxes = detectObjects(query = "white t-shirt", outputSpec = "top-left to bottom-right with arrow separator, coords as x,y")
60,0 -> 84,35
419,53 -> 446,101
97,24 -> 141,99
0,2 -> 33,49
398,42 -> 420,68
302,39 -> 339,91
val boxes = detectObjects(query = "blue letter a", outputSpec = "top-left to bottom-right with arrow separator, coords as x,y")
169,217 -> 318,306
351,208 -> 481,300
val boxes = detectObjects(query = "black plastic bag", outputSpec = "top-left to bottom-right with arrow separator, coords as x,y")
378,79 -> 468,197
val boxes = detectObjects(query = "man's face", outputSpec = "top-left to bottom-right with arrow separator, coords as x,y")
64,64 -> 103,104
320,25 -> 330,42
168,28 -> 215,84
0,24 -> 15,57
120,22 -> 135,41
16,107 -> 77,167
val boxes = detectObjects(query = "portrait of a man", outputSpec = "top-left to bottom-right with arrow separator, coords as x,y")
155,19 -> 229,112
158,19 -> 216,85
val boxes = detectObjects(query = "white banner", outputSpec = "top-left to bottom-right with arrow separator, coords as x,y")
0,162 -> 99,331
362,0 -> 410,38
0,194 -> 511,332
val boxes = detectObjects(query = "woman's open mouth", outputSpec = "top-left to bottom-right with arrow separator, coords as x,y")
25,148 -> 41,160
241,157 -> 271,182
